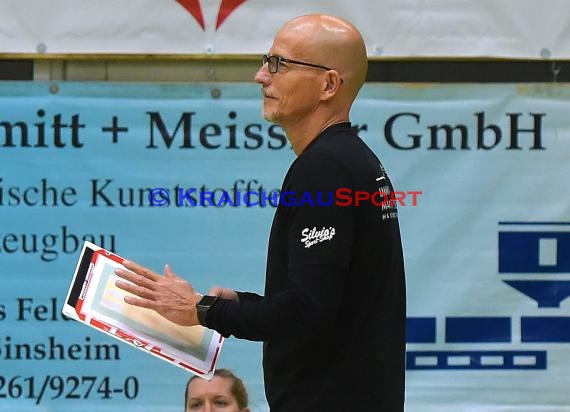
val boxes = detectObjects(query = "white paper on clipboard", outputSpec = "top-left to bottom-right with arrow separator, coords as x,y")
62,241 -> 223,380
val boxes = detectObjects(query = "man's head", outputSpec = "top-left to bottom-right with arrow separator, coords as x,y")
255,14 -> 367,141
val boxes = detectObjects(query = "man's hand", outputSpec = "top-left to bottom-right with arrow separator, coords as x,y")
114,260 -> 201,327
208,286 -> 239,302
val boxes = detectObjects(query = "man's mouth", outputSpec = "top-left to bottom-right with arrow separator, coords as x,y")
262,89 -> 275,99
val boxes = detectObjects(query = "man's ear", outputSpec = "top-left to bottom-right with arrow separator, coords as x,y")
321,70 -> 342,100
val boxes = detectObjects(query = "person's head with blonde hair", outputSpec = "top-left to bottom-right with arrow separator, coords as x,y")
184,369 -> 249,412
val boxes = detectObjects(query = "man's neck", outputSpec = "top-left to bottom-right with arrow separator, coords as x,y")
285,113 -> 349,155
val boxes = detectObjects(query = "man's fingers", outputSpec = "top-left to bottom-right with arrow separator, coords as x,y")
207,286 -> 239,302
123,294 -> 156,309
115,267 -> 159,290
208,286 -> 223,296
163,264 -> 177,279
122,260 -> 161,282
114,269 -> 157,297
114,268 -> 137,283
115,278 -> 156,300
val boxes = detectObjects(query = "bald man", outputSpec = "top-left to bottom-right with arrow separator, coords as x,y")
116,14 -> 406,412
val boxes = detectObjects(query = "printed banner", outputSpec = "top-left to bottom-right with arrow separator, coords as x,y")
0,82 -> 569,411
1,0 -> 570,58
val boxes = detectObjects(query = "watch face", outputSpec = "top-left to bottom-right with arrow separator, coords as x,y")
199,295 -> 218,307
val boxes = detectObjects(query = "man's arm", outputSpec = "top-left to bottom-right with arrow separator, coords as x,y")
205,263 -> 347,341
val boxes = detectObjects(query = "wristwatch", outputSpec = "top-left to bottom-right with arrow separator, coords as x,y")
196,295 -> 219,326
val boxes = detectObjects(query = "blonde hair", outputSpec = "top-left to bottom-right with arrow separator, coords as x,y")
185,368 -> 249,410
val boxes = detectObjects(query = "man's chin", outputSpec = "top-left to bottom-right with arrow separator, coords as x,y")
262,111 -> 280,125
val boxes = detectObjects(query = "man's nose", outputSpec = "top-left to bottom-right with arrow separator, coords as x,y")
254,64 -> 270,84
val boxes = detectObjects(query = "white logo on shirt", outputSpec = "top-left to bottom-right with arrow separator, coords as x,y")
300,226 -> 336,249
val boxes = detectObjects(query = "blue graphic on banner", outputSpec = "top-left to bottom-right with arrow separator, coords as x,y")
407,351 -> 547,370
406,317 -> 436,343
499,230 -> 570,273
504,280 -> 570,308
445,317 -> 511,343
406,221 -> 570,376
498,222 -> 570,308
521,317 -> 570,343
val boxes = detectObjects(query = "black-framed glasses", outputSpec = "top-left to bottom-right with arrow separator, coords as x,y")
262,54 -> 332,74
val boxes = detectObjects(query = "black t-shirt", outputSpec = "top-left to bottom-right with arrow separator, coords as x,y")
207,122 -> 406,412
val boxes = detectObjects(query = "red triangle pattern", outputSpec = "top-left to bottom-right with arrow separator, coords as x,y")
175,0 -> 206,30
215,0 -> 247,30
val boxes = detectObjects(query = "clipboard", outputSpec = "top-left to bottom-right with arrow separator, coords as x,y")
62,241 -> 223,380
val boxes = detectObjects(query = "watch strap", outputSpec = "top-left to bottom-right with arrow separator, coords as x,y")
196,295 -> 219,326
